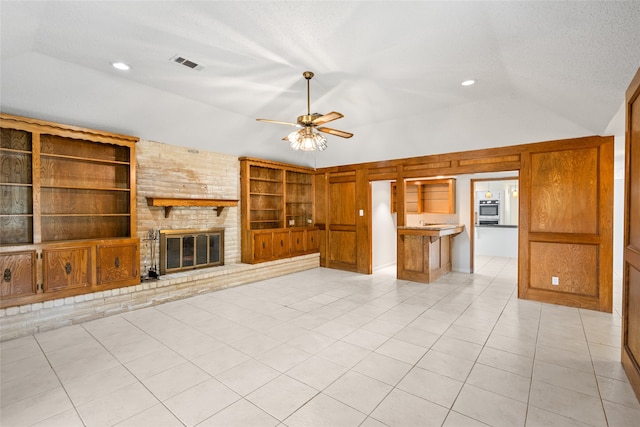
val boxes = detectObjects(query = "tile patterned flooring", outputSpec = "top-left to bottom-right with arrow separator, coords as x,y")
1,256 -> 639,426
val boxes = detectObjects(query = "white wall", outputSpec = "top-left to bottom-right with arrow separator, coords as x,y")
614,176 -> 625,276
371,181 -> 397,270
451,176 -> 472,273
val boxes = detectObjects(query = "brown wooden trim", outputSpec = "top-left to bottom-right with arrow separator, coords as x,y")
0,113 -> 139,145
622,67 -> 640,403
146,197 -> 238,218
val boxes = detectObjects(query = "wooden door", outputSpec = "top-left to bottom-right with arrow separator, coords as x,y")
622,67 -> 640,402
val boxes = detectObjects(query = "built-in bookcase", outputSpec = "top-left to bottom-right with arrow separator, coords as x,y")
0,113 -> 139,308
240,157 -> 318,263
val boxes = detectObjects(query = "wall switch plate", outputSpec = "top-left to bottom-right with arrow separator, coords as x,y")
552,276 -> 559,285
359,209 -> 364,216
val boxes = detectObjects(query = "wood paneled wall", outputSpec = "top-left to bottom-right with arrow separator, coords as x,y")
622,68 -> 640,402
315,135 -> 614,312
519,137 -> 613,312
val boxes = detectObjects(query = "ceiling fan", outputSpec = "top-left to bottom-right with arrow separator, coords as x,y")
256,71 -> 353,151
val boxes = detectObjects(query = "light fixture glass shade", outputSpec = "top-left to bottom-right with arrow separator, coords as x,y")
485,191 -> 492,199
287,128 -> 327,151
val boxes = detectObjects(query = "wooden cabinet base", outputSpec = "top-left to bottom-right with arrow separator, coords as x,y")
245,228 -> 319,264
0,238 -> 140,308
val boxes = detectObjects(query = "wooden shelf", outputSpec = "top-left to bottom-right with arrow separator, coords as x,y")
146,197 -> 238,218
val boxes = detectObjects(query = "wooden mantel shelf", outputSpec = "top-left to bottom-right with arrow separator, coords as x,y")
146,197 -> 239,218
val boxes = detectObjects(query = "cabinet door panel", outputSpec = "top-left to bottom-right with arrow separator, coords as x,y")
97,240 -> 139,286
274,231 -> 291,258
253,232 -> 273,261
307,229 -> 319,252
0,251 -> 36,298
291,230 -> 306,254
43,247 -> 91,291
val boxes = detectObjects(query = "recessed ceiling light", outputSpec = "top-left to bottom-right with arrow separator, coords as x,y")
461,79 -> 476,86
111,61 -> 131,71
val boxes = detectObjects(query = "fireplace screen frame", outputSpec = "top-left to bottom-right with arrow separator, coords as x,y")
159,228 -> 224,275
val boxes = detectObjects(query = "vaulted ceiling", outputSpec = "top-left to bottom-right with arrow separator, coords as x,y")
2,1 -> 640,168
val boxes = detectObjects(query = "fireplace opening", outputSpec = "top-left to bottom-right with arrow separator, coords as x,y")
160,228 -> 224,275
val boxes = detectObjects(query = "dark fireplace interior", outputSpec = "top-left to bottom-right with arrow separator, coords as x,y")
159,228 -> 224,275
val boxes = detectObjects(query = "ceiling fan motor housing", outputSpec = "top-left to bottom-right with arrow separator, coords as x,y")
297,113 -> 323,126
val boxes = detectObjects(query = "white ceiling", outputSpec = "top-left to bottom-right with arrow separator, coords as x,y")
2,1 -> 640,168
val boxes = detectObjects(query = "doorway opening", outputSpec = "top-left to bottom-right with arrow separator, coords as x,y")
470,175 -> 519,274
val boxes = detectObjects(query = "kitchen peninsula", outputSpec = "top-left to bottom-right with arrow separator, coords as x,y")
397,224 -> 465,283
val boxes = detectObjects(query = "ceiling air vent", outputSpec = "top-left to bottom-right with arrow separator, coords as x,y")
170,55 -> 204,71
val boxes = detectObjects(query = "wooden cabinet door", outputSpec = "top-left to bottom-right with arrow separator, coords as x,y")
273,231 -> 291,258
43,246 -> 91,292
0,251 -> 36,299
290,230 -> 305,255
97,240 -> 139,286
307,229 -> 319,252
622,67 -> 640,402
253,231 -> 274,261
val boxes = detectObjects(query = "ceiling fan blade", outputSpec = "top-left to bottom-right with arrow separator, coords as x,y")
256,118 -> 300,127
317,127 -> 353,138
312,111 -> 343,125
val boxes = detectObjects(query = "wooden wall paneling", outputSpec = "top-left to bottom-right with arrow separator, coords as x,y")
519,136 -> 613,312
529,242 -> 598,296
327,173 -> 358,271
356,169 -> 371,274
622,67 -> 640,402
314,172 -> 328,266
530,148 -> 598,234
329,181 -> 356,225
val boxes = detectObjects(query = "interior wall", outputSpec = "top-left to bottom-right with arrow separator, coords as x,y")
452,176 -> 472,273
614,176 -> 625,276
371,181 -> 397,270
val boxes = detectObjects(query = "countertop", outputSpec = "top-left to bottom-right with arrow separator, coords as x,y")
397,224 -> 465,237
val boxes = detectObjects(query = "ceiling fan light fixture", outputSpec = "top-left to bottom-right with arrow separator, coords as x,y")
257,71 -> 351,152
288,128 -> 327,151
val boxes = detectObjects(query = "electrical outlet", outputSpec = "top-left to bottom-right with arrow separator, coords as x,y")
552,276 -> 559,286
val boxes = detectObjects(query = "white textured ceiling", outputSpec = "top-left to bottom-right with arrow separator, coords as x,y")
2,1 -> 640,168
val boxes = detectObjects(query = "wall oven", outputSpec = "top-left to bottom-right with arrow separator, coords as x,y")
478,199 -> 500,225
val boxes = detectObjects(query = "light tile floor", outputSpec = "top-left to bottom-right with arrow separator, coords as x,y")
1,256 -> 639,426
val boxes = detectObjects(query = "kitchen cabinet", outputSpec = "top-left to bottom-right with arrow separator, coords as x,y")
0,113 -> 140,308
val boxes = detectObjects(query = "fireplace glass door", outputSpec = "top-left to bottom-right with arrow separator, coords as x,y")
160,228 -> 224,274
